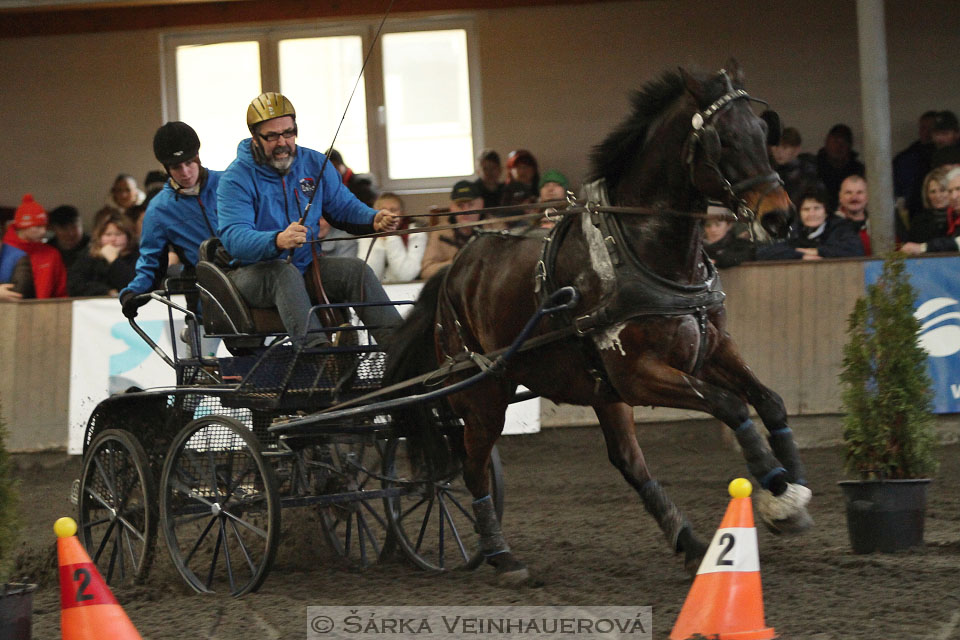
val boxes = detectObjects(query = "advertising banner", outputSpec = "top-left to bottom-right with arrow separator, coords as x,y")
68,284 -> 539,453
864,256 -> 960,414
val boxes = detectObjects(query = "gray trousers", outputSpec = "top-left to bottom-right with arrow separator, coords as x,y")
227,257 -> 402,345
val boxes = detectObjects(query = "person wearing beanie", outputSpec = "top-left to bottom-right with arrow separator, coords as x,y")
120,121 -> 223,320
538,169 -> 570,202
0,194 -> 68,299
504,149 -> 540,203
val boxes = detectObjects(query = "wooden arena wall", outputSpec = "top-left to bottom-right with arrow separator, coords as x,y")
1,259 -> 868,451
2,0 -> 960,224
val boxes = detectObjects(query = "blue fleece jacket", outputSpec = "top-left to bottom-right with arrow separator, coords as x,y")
122,170 -> 222,296
217,139 -> 375,273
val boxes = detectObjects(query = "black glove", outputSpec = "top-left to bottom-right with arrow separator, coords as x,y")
120,291 -> 149,319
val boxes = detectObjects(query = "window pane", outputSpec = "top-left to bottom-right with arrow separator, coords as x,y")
382,30 -> 474,180
279,36 -> 369,173
176,42 -> 261,171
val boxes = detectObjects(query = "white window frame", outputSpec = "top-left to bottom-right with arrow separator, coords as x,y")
160,15 -> 483,193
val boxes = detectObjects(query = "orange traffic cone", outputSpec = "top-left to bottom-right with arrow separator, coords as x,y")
55,517 -> 142,640
669,479 -> 776,640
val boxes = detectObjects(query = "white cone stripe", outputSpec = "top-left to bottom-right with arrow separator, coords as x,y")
696,527 -> 760,575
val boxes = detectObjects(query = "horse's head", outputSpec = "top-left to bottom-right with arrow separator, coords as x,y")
679,59 -> 791,240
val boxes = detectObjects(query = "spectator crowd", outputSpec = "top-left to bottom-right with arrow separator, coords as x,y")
4,103 -> 960,311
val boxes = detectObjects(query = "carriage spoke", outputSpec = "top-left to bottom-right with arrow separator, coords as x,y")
169,477 -> 216,509
84,486 -> 116,512
122,526 -> 138,573
360,498 -> 389,530
414,494 -> 435,554
228,518 -> 257,575
91,457 -> 117,508
205,523 -> 225,591
220,518 -> 236,593
399,495 -> 429,523
357,511 -> 382,560
438,493 -> 470,562
93,519 -> 117,564
115,518 -> 126,580
355,513 -> 368,566
343,512 -> 354,557
222,508 -> 269,539
443,489 -> 477,525
82,516 -> 112,530
106,526 -> 120,584
117,516 -> 147,544
183,516 -> 218,567
205,440 -> 221,504
437,496 -> 445,569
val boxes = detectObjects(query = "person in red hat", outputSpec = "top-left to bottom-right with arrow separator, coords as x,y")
0,194 -> 68,299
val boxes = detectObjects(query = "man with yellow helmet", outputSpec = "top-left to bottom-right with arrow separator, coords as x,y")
217,92 -> 401,345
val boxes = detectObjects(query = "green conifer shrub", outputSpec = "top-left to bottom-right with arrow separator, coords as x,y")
839,252 -> 938,479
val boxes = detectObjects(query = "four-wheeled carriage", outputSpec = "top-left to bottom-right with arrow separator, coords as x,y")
73,256 -> 521,595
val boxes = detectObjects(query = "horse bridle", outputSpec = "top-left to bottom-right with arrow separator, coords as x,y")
684,69 -> 783,225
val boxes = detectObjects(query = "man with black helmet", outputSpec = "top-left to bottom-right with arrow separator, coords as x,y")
119,121 -> 221,319
217,91 -> 401,345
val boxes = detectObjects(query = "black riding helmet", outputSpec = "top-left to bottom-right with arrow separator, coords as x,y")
153,121 -> 201,167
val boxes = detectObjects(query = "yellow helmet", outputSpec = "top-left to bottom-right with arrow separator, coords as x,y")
246,92 -> 296,131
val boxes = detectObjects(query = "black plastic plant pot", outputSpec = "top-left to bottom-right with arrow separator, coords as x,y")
838,479 -> 931,554
0,583 -> 37,640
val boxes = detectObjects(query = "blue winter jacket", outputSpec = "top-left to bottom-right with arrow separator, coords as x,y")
121,170 -> 222,296
217,139 -> 375,273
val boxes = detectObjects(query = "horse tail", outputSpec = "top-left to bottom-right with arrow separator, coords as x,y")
384,266 -> 459,476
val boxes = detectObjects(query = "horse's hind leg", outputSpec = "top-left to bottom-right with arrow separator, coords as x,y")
594,402 -> 707,575
450,382 -> 529,584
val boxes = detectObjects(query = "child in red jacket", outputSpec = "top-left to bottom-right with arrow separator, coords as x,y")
0,194 -> 68,299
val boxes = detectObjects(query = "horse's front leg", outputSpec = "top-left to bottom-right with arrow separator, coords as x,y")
599,345 -> 811,536
594,402 -> 707,574
701,331 -> 806,486
448,379 -> 530,584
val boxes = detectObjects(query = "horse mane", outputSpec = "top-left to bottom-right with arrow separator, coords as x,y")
591,67 -> 738,199
589,71 -> 687,194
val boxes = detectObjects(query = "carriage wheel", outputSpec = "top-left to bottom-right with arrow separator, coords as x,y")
317,438 -> 395,567
159,416 -> 279,596
78,429 -> 157,588
382,436 -> 504,571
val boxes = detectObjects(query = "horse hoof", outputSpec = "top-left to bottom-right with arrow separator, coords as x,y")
487,552 -> 530,585
496,567 -> 531,586
756,483 -> 813,535
676,527 -> 707,576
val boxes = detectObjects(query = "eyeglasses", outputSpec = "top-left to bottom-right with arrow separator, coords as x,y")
258,127 -> 298,143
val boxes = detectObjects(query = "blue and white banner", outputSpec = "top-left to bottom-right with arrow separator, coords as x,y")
68,297 -> 187,453
67,285 -> 539,453
865,256 -> 960,414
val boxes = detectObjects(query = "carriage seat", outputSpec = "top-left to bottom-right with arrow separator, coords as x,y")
195,238 -> 286,350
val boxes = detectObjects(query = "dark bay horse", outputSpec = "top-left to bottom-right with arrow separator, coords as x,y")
385,59 -> 811,581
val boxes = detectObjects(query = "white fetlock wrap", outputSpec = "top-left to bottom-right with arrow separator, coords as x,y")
755,483 -> 813,534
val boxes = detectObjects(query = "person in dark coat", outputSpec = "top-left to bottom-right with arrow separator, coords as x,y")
815,124 -> 865,213
68,212 -> 138,296
756,187 -> 864,261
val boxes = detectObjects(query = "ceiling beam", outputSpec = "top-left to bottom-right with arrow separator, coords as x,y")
0,0 -> 611,37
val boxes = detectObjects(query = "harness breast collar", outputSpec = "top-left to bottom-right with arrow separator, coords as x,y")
533,179 -> 725,378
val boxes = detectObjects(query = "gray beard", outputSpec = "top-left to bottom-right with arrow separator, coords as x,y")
268,154 -> 294,174
252,139 -> 296,175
